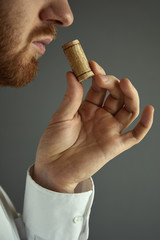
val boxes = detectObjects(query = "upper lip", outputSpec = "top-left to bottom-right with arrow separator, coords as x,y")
33,38 -> 53,45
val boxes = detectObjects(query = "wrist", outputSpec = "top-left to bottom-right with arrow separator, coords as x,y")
32,164 -> 77,194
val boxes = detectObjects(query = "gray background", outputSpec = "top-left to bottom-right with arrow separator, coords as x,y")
0,0 -> 160,239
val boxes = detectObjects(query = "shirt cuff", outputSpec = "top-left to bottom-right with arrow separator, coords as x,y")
23,165 -> 94,240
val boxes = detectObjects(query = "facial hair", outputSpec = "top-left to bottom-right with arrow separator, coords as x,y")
0,13 -> 56,88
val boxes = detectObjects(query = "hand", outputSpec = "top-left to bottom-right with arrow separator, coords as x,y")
33,61 -> 154,193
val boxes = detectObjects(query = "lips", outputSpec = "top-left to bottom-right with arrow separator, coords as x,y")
32,39 -> 53,55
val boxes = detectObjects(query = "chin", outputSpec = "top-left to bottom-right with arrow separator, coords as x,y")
0,57 -> 38,88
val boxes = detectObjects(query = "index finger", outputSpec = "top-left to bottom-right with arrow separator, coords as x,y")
82,61 -> 107,107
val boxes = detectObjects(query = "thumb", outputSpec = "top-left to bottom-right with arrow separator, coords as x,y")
53,72 -> 83,122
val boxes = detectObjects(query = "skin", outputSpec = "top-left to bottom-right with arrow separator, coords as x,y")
0,0 -> 154,193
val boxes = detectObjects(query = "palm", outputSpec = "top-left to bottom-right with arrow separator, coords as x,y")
41,102 -> 120,158
76,104 -> 121,161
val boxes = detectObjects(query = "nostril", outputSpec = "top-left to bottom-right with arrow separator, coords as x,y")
55,20 -> 63,26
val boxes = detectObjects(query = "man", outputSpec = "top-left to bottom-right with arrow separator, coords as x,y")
0,0 -> 154,239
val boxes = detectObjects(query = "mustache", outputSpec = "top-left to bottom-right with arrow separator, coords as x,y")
27,23 -> 57,43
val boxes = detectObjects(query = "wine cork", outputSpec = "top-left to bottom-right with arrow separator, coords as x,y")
62,39 -> 94,82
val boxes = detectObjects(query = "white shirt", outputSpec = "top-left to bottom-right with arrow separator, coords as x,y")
0,166 -> 94,240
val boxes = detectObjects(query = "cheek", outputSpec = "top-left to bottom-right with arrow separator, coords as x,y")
0,0 -> 42,57
7,5 -> 39,50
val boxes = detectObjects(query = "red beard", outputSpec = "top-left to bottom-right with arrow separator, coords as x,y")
0,15 -> 56,88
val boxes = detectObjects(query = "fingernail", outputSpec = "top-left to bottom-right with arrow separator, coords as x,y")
101,75 -> 108,82
95,62 -> 103,71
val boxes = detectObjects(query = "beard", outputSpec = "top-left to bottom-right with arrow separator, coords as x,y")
0,46 -> 38,88
0,13 -> 56,88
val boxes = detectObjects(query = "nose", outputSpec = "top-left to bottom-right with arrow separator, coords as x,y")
39,0 -> 74,27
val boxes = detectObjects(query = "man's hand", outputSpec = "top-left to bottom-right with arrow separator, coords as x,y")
33,61 -> 154,193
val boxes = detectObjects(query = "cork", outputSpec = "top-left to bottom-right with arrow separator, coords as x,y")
62,39 -> 94,82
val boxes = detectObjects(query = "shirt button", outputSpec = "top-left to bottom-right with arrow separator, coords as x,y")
73,216 -> 83,223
